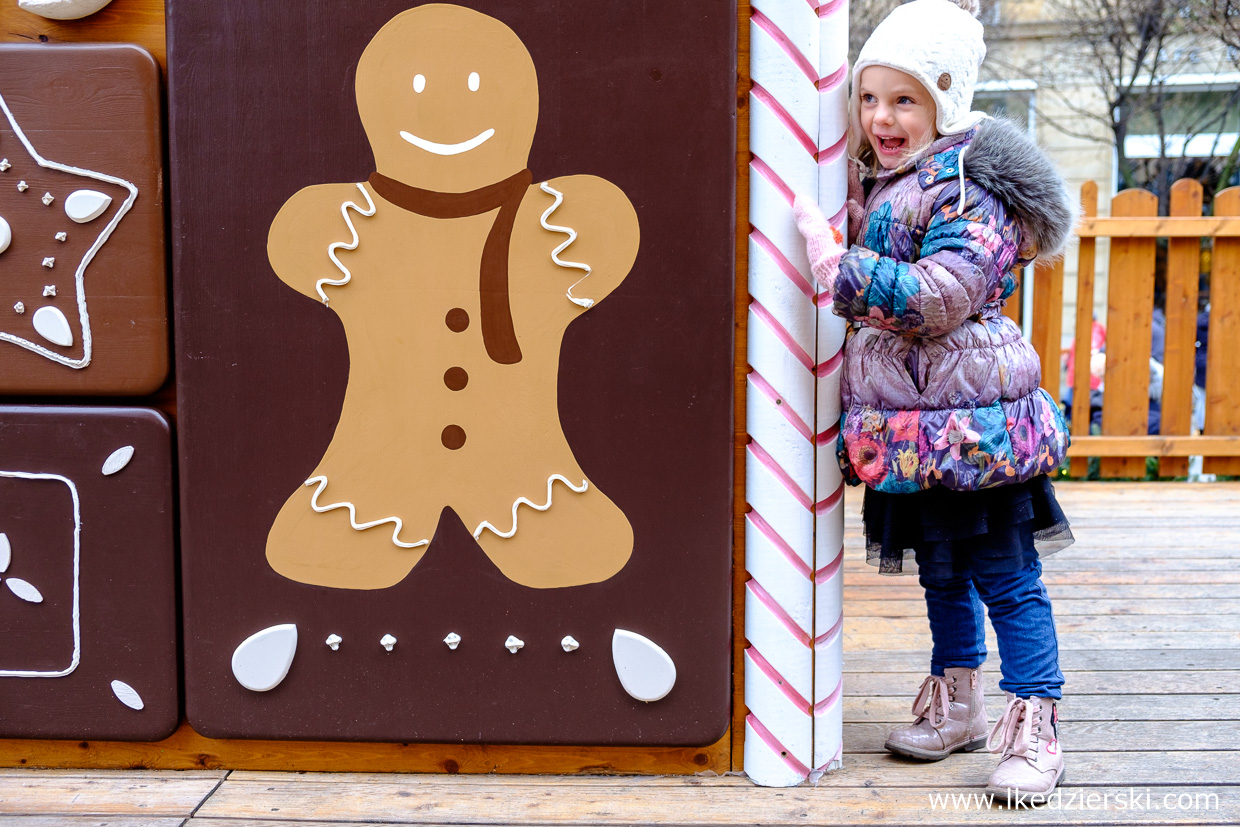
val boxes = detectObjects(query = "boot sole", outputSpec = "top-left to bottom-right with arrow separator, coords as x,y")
884,735 -> 988,761
984,765 -> 1067,802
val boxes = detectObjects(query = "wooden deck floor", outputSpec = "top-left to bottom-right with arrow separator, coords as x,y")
1,481 -> 1237,826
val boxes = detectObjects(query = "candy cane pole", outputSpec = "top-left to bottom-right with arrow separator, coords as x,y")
744,0 -> 848,787
813,0 -> 850,776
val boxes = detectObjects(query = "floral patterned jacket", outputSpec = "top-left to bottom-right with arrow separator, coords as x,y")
834,118 -> 1076,492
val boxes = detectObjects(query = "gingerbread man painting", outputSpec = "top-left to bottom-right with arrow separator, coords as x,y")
265,4 -> 639,591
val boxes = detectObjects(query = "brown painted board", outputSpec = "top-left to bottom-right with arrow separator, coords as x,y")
0,406 -> 178,741
1100,189 -> 1157,477
1030,256 -> 1063,407
169,1 -> 736,745
0,44 -> 167,395
1205,187 -> 1240,475
1160,180 -> 1203,477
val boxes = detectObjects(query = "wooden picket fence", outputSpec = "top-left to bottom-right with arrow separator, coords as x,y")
1024,180 -> 1240,478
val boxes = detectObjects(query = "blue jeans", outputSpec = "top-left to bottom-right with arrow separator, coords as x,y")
919,558 -> 1064,699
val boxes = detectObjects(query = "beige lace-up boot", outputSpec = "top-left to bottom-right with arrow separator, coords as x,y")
884,666 -> 988,760
985,695 -> 1065,799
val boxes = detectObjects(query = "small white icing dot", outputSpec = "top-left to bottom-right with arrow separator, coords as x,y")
42,192 -> 54,206
43,284 -> 56,296
17,180 -> 28,192
101,445 -> 135,476
468,71 -> 480,91
505,635 -> 524,653
55,231 -> 67,242
325,633 -> 342,651
13,302 -> 24,315
42,258 -> 54,270
0,159 -> 9,172
380,633 -> 397,651
413,74 -> 426,93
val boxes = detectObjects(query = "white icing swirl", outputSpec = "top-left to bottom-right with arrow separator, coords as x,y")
538,182 -> 594,309
473,474 -> 589,540
316,183 -> 377,304
304,475 -> 428,549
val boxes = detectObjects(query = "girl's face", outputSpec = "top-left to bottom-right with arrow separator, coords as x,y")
857,66 -> 937,168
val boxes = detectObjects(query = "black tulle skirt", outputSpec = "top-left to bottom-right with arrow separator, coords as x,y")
862,474 -> 1074,578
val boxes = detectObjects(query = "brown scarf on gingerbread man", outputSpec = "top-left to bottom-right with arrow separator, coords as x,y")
368,168 -> 532,365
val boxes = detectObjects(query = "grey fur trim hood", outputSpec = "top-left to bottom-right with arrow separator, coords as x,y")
959,117 -> 1078,261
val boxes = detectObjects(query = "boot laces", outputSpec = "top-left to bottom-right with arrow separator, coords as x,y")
987,697 -> 1042,758
911,675 -> 952,729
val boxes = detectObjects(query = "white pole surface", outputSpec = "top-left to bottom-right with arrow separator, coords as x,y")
744,0 -> 849,787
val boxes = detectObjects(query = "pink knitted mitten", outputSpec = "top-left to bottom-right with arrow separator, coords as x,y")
793,195 -> 847,292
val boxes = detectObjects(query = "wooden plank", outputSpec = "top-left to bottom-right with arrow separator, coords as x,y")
1205,186 -> 1240,475
731,0 -> 751,773
843,721 -> 1233,753
1031,257 -> 1064,406
845,583 -> 1240,599
845,694 -> 1240,723
0,721 -> 730,774
0,0 -> 166,71
0,820 -> 184,827
845,632 -> 1240,650
1071,181 -> 1099,477
193,778 -> 1240,824
1101,189 -> 1158,477
0,772 -> 221,817
844,670 -> 1240,695
846,614 -> 1240,634
1069,435 -> 1240,456
842,648 -> 1240,672
1077,215 -> 1240,236
1160,180 -> 1204,476
846,598 -> 1240,616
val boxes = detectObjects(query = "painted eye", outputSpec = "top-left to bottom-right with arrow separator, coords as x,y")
413,74 -> 426,93
468,72 -> 480,92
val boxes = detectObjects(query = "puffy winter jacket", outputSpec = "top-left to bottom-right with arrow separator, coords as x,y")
834,118 -> 1074,492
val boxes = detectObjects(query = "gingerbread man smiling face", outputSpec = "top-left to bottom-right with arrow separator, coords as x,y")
265,4 -> 640,591
356,4 -> 538,195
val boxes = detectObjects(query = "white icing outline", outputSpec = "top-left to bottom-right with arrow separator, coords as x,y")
0,471 -> 81,678
0,91 -> 138,369
399,128 -> 495,156
538,182 -> 595,309
304,475 -> 429,549
316,183 -> 377,305
472,474 -> 589,540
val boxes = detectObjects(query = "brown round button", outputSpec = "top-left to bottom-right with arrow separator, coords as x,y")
445,307 -> 469,332
444,367 -> 468,391
441,425 -> 466,450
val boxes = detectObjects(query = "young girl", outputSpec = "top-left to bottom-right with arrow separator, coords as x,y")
794,0 -> 1076,798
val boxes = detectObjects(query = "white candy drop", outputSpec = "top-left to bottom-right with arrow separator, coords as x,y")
380,633 -> 397,651
612,629 -> 676,702
101,445 -> 135,476
0,217 -> 10,254
0,533 -> 10,573
504,635 -> 524,653
443,632 -> 461,650
42,284 -> 56,296
13,303 -> 23,315
325,633 -> 342,651
110,679 -> 144,710
33,306 -> 73,347
41,192 -> 54,206
55,231 -> 67,242
561,635 -> 580,652
0,159 -> 9,171
41,257 -> 54,269
17,181 -> 28,192
6,578 -> 43,603
231,623 -> 298,692
64,189 -> 112,223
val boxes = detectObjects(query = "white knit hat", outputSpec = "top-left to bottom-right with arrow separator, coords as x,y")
853,0 -> 987,136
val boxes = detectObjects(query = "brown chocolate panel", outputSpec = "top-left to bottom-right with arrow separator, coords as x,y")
0,406 -> 177,741
0,44 -> 167,395
170,1 -> 735,745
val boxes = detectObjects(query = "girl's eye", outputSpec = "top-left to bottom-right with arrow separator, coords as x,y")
861,93 -> 875,103
898,96 -> 915,105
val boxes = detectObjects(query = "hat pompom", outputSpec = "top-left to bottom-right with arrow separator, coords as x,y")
948,0 -> 982,18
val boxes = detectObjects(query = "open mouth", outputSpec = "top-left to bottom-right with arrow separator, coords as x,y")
876,136 -> 906,154
399,128 -> 495,156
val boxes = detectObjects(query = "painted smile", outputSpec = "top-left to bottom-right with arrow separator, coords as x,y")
399,128 -> 495,155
